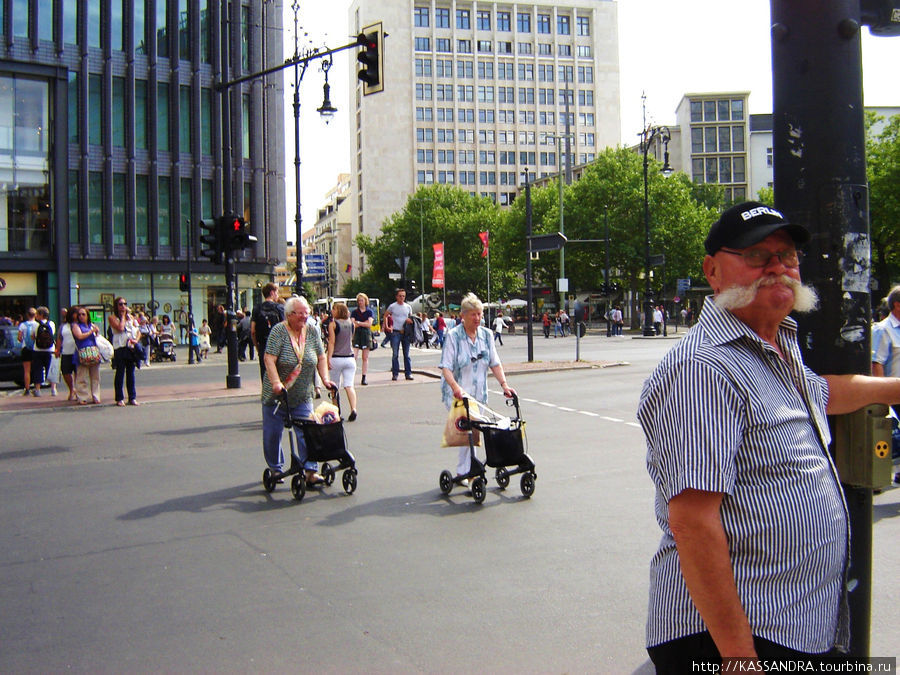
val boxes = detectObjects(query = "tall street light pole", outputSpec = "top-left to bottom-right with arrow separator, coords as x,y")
639,93 -> 672,336
543,131 -> 574,317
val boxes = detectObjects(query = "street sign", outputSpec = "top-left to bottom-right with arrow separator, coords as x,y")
388,272 -> 401,280
649,254 -> 666,266
528,232 -> 567,252
676,278 -> 691,295
395,256 -> 410,271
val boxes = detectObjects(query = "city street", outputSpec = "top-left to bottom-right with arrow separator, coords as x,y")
1,332 -> 898,672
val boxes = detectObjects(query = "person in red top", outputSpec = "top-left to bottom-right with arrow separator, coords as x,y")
434,312 -> 446,347
542,311 -> 551,339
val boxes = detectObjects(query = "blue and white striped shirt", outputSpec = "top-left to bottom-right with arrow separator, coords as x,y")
638,296 -> 849,653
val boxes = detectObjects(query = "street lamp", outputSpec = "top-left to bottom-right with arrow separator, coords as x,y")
542,131 -> 575,317
639,94 -> 673,336
316,57 -> 337,123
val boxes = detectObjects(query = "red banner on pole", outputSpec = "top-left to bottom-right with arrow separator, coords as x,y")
432,242 -> 444,288
479,231 -> 489,258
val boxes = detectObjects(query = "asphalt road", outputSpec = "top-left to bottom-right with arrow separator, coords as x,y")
1,334 -> 898,673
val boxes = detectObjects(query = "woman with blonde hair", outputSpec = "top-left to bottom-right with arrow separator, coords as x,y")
350,292 -> 375,386
328,301 -> 358,421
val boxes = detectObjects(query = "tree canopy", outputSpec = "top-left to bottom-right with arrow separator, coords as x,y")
867,112 -> 900,297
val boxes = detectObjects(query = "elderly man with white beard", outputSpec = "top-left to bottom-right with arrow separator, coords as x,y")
638,202 -> 900,672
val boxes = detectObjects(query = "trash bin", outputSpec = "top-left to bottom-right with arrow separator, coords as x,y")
575,322 -> 586,338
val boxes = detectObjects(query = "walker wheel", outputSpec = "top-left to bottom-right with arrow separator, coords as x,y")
321,463 -> 335,486
495,467 -> 510,489
290,474 -> 306,501
342,469 -> 357,494
262,468 -> 277,493
471,476 -> 486,503
439,470 -> 454,495
520,471 -> 536,498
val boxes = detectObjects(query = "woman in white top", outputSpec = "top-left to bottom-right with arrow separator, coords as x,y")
108,296 -> 141,406
55,307 -> 78,400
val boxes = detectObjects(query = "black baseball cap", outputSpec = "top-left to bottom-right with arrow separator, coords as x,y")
704,201 -> 810,255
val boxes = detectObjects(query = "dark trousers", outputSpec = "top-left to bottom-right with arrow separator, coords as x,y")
239,336 -> 254,360
648,631 -> 847,674
113,348 -> 137,402
390,330 -> 411,377
30,350 -> 52,386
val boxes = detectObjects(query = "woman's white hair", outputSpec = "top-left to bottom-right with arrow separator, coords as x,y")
460,292 -> 483,314
284,295 -> 309,316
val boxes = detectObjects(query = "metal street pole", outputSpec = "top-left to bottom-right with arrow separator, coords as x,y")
771,0 -> 897,655
291,0 -> 304,297
605,207 -> 611,338
523,168 -> 534,362
641,96 -> 654,337
186,219 -> 195,364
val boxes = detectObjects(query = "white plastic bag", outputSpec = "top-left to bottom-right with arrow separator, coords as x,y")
46,355 -> 60,383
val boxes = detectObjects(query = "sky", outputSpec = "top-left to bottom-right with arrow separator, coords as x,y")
283,0 -> 900,241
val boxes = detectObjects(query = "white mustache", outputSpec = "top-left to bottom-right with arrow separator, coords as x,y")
715,274 -> 819,313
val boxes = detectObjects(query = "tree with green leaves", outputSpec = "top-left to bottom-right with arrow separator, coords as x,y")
503,147 -> 717,326
353,185 -> 514,307
867,112 -> 900,298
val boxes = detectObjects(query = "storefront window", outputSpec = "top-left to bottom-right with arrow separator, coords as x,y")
0,75 -> 51,254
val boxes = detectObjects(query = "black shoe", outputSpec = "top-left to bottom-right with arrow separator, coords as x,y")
392,375 -> 398,381
361,375 -> 367,386
405,375 -> 414,380
348,410 -> 357,422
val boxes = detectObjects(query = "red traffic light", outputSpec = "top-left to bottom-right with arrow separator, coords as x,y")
233,219 -> 241,232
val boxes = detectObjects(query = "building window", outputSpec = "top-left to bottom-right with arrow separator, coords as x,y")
732,125 -> 745,151
200,0 -> 210,63
415,58 -> 432,77
517,12 -> 531,32
110,0 -> 126,49
731,99 -> 744,120
64,0 -> 77,44
577,45 -> 592,58
67,72 -> 79,144
88,75 -> 102,145
497,62 -> 513,80
578,90 -> 593,106
518,63 -> 534,81
690,100 -> 702,122
201,179 -> 213,220
113,173 -> 126,245
518,43 -> 532,55
578,66 -> 593,83
436,38 -> 451,52
477,40 -> 492,53
558,44 -> 572,57
557,15 -> 570,35
478,61 -> 494,79
704,100 -> 716,121
477,10 -> 491,30
456,60 -> 473,78
457,85 -> 473,102
538,42 -> 552,55
537,14 -> 550,34
180,0 -> 192,61
68,171 -> 80,243
415,83 -> 432,100
576,16 -> 590,36
456,9 -> 470,30
178,85 -> 191,153
497,12 -> 510,31
113,78 -> 126,147
498,41 -> 512,54
156,0 -> 168,56
88,0 -> 100,46
718,127 -> 731,152
733,157 -> 745,182
414,7 -> 429,27
704,127 -> 717,152
415,37 -> 430,51
691,128 -> 703,153
89,172 -> 103,245
435,8 -> 449,28
200,88 -> 212,155
457,39 -> 472,53
766,147 -> 773,168
157,83 -> 170,150
135,80 -> 148,149
558,65 -> 573,83
136,175 -> 149,246
158,176 -> 171,246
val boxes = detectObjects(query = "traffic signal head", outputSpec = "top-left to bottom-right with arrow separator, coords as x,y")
199,218 -> 223,264
225,214 -> 257,253
357,22 -> 383,95
179,273 -> 190,292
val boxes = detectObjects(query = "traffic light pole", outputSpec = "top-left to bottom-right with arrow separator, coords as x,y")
771,0 -> 895,655
186,220 -> 195,364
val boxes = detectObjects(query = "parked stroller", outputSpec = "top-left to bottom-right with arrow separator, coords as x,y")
263,387 -> 358,501
439,394 -> 536,503
151,336 -> 177,362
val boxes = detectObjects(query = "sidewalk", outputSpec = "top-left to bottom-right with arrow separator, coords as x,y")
0,346 -> 625,413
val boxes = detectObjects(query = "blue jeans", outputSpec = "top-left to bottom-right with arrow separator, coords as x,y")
390,330 -> 411,378
262,400 -> 317,472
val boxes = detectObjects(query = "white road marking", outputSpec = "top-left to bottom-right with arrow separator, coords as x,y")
488,389 -> 638,428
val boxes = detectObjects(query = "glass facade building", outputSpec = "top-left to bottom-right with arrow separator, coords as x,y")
0,0 -> 285,326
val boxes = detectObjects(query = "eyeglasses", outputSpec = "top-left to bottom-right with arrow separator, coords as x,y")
470,353 -> 484,364
117,301 -> 127,305
720,248 -> 803,269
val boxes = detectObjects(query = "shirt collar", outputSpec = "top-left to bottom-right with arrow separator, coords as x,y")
887,312 -> 900,328
699,295 -> 798,349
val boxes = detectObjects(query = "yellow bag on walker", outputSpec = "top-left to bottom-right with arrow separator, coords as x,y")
442,398 -> 481,447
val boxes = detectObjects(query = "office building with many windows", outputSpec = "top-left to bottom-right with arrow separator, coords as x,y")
0,0 -> 284,324
347,0 -> 619,274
